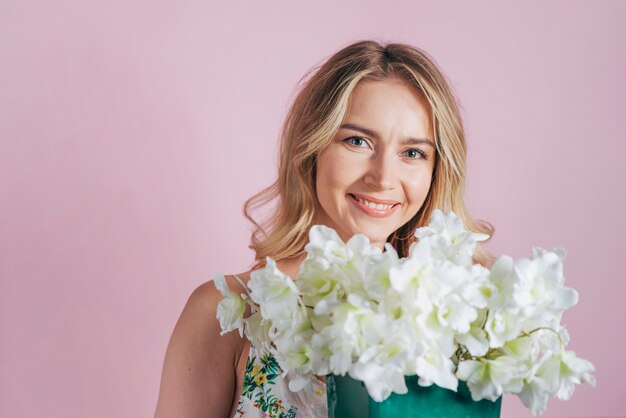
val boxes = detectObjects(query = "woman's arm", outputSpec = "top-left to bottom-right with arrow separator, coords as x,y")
154,279 -> 244,418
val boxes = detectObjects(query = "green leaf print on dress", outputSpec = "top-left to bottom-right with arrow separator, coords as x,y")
236,349 -> 298,418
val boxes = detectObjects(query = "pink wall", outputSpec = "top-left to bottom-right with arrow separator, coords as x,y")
1,1 -> 624,417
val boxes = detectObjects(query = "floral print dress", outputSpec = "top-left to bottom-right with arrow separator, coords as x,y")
234,344 -> 327,418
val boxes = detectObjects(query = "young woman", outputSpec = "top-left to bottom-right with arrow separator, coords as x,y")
154,39 -> 493,418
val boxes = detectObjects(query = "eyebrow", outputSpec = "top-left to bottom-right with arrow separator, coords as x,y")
340,123 -> 435,148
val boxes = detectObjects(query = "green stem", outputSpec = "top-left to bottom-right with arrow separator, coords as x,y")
522,327 -> 564,347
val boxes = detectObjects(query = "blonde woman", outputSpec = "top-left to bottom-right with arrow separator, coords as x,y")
154,40 -> 493,418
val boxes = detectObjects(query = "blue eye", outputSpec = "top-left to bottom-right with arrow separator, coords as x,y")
404,148 -> 427,159
344,136 -> 369,148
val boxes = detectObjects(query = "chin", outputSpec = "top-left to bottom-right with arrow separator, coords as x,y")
351,225 -> 394,247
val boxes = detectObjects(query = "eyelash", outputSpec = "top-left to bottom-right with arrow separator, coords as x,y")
342,136 -> 428,160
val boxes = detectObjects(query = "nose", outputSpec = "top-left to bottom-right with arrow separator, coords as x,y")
363,151 -> 396,191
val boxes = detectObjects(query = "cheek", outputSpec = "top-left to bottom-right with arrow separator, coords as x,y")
315,154 -> 340,209
316,148 -> 356,196
404,169 -> 433,205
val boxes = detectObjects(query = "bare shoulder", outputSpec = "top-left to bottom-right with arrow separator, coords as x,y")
154,272 -> 251,418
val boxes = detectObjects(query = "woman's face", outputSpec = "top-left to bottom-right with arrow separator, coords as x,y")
315,78 -> 436,248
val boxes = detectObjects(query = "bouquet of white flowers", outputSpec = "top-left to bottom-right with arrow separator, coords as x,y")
215,210 -> 595,415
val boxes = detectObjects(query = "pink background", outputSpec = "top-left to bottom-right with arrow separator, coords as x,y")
1,1 -> 624,417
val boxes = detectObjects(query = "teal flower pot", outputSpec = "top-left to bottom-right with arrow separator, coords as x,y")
326,374 -> 502,418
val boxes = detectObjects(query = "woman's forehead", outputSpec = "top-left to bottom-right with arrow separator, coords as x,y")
343,78 -> 433,140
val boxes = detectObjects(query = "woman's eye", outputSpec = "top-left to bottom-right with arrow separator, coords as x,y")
344,136 -> 369,148
404,148 -> 426,159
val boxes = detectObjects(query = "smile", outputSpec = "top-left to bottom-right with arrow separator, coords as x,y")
348,193 -> 400,218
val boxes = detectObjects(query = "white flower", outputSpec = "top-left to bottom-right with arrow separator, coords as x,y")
309,331 -> 333,375
389,255 -> 429,294
350,361 -> 408,402
484,309 -> 524,348
213,273 -> 245,336
418,306 -> 449,339
414,209 -> 489,266
243,311 -> 273,352
415,349 -> 459,391
357,321 -> 423,371
303,226 -> 377,306
328,332 -> 354,375
436,293 -> 478,334
456,310 -> 490,356
532,246 -> 566,261
517,349 -> 595,415
512,251 -> 578,320
517,378 -> 550,415
500,335 -> 537,361
531,327 -> 567,354
274,332 -> 312,373
484,250 -> 578,348
533,350 -> 596,400
305,225 -> 349,263
360,244 -> 399,300
285,370 -> 314,392
314,303 -> 365,375
456,356 -> 528,402
305,225 -> 378,266
298,257 -> 342,309
460,264 -> 494,309
247,258 -> 300,321
487,255 -> 518,309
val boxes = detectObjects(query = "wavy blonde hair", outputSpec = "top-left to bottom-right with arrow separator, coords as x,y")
244,40 -> 494,269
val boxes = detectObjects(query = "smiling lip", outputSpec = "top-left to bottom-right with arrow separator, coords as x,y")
348,193 -> 400,218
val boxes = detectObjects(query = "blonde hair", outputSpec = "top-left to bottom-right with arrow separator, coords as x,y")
244,40 -> 495,269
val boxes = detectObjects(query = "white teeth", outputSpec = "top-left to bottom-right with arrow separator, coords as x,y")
355,196 -> 394,210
